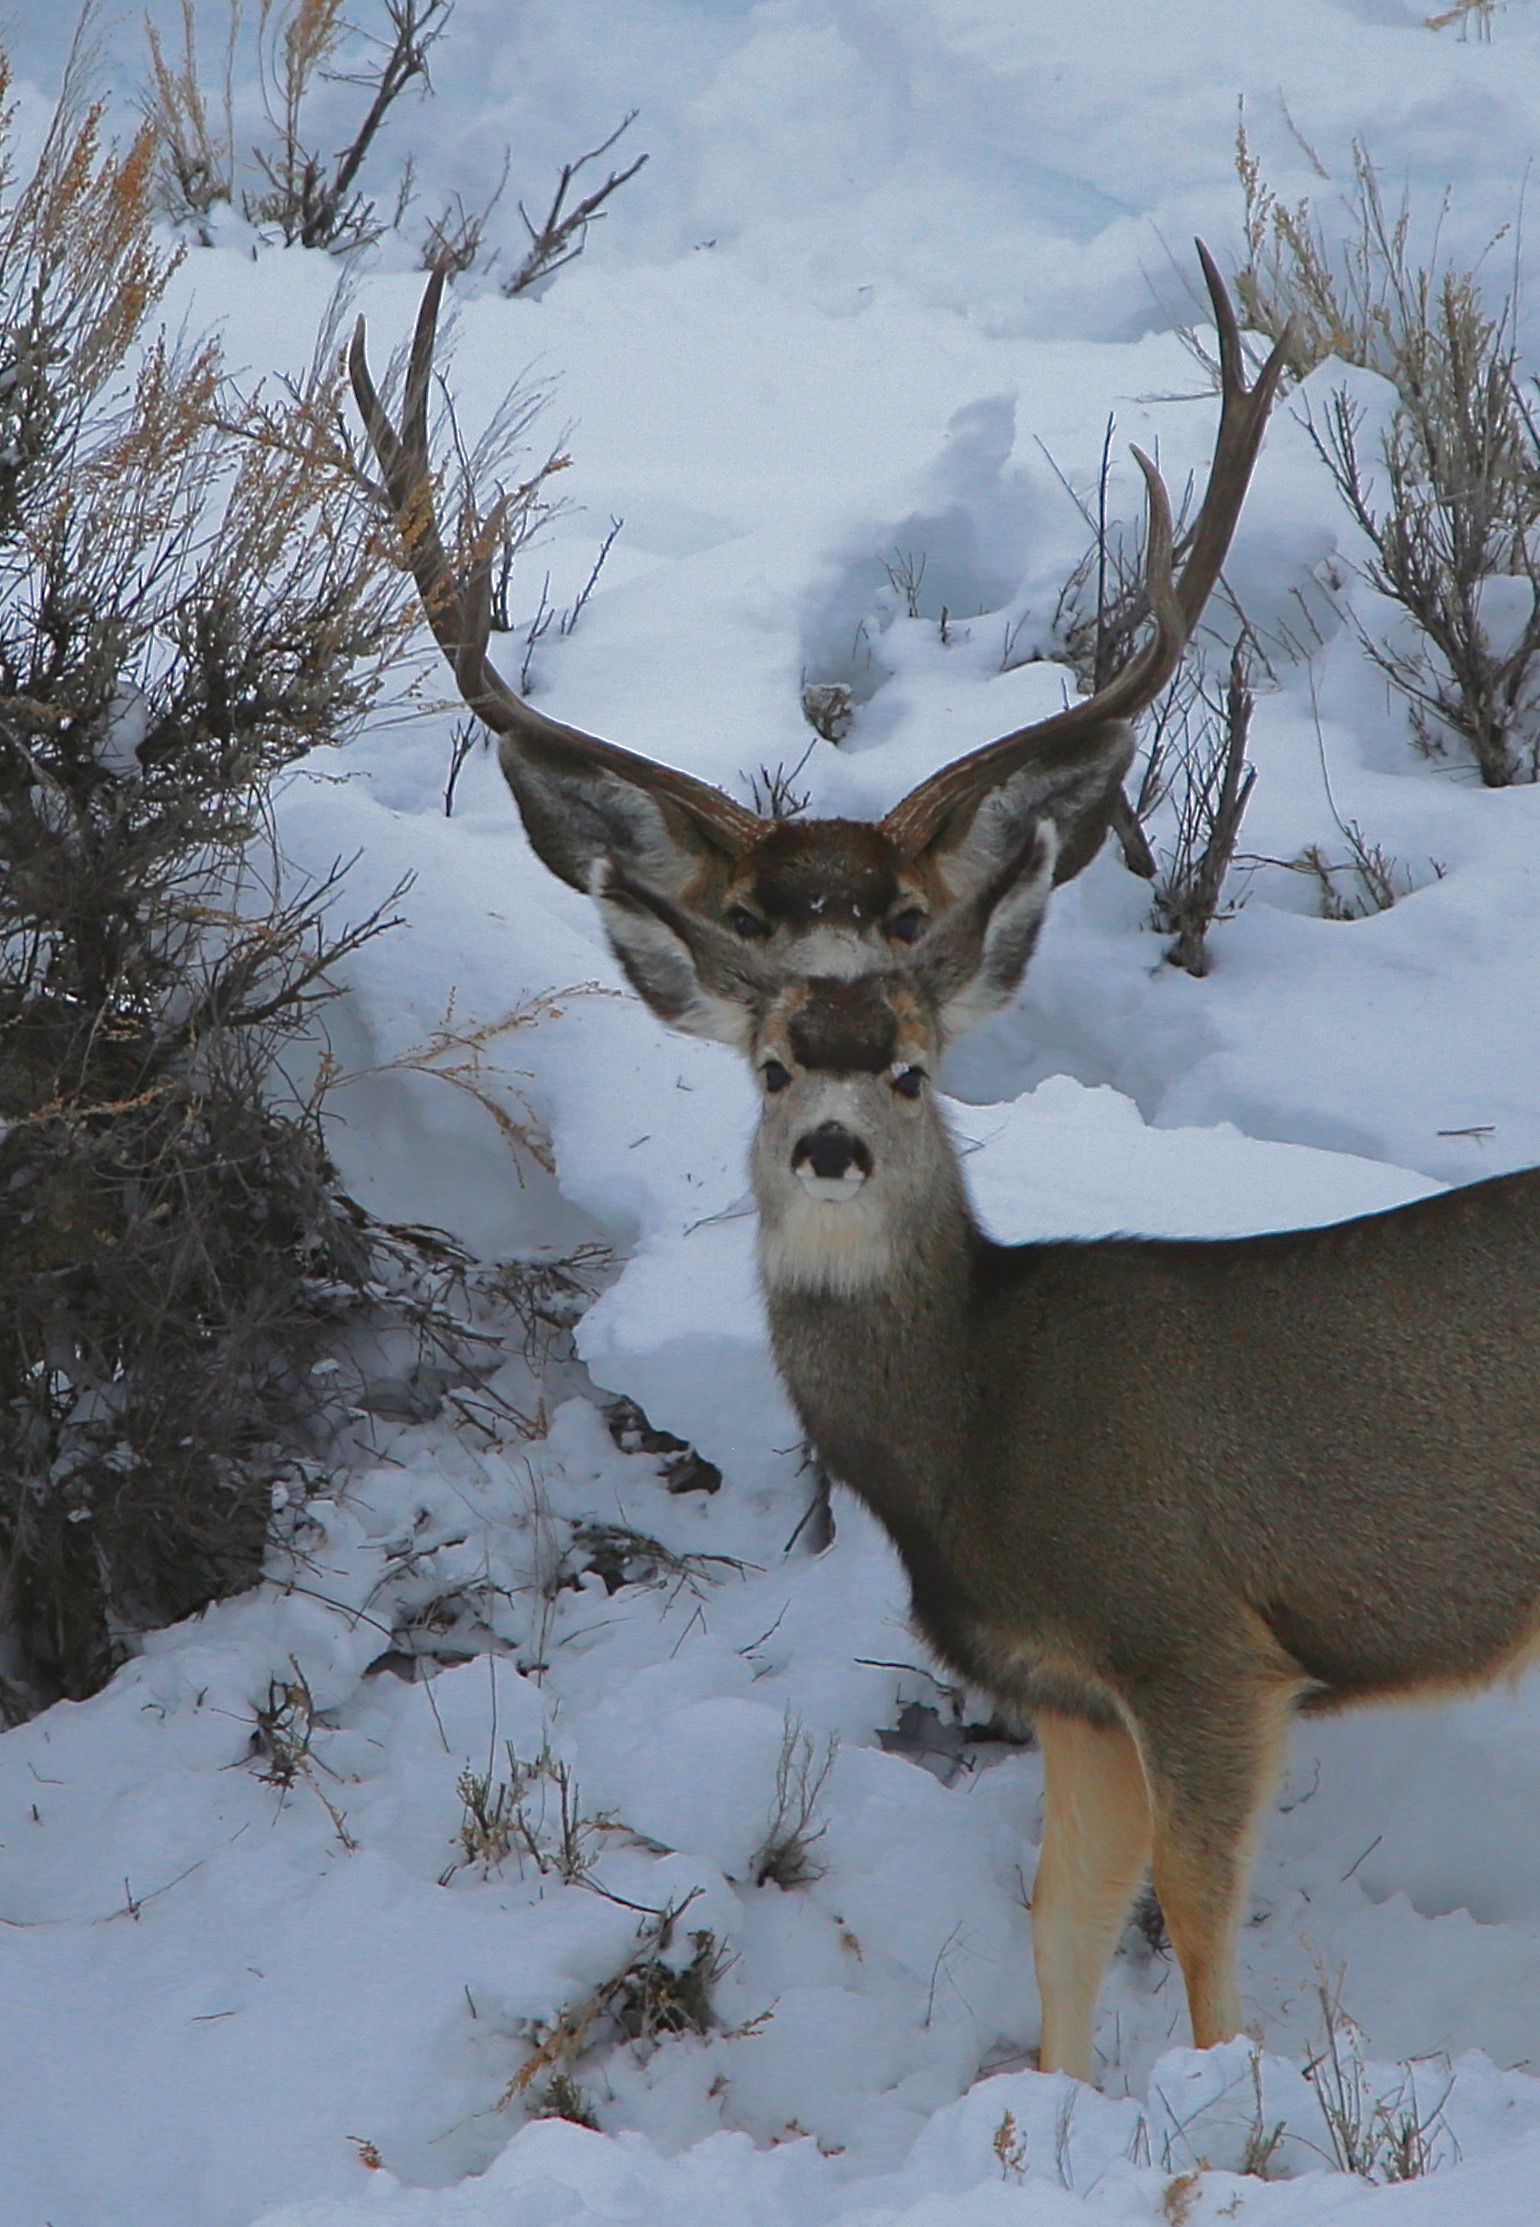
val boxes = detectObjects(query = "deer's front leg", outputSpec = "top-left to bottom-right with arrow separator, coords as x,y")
1134,1668 -> 1299,2054
1032,1710 -> 1152,2083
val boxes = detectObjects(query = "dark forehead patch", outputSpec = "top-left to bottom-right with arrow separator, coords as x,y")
749,819 -> 902,926
786,977 -> 900,1072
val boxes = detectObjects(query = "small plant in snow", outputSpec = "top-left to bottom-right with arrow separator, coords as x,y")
992,2108 -> 1029,2181
250,1663 -> 358,1848
1239,2048 -> 1288,2180
1294,825 -> 1437,920
1041,415 -> 1209,883
1426,0 -> 1522,37
251,1667 -> 321,1790
801,680 -> 854,743
751,1720 -> 837,1888
529,2072 -> 599,2129
745,741 -> 817,821
1044,417 -> 1156,699
882,545 -> 929,620
146,3 -> 648,282
148,0 -> 452,252
552,1518 -> 748,1601
1159,2170 -> 1202,2226
506,1891 -> 723,2102
502,113 -> 649,298
332,986 -> 621,1181
453,1762 -> 519,1870
447,1742 -> 606,1883
509,516 -> 623,693
492,1243 -> 613,1360
1302,1982 -> 1456,2181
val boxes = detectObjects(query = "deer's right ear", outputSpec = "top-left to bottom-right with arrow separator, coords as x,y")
590,860 -> 768,1051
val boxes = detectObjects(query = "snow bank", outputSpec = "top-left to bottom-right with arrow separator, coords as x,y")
8,0 -> 1540,2221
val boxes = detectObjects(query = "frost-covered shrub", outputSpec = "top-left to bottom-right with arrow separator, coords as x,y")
0,76 -> 409,1706
1232,132 -> 1540,785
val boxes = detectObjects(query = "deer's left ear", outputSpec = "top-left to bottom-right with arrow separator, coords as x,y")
591,860 -> 770,1051
905,718 -> 1133,906
912,818 -> 1059,1042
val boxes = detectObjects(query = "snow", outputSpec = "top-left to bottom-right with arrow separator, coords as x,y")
7,1 -> 1540,2221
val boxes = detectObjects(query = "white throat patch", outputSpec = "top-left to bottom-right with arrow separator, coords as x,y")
757,1185 -> 895,1294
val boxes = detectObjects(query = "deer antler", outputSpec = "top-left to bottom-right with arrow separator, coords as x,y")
352,248 -> 1285,903
879,244 -> 1290,858
348,262 -> 762,880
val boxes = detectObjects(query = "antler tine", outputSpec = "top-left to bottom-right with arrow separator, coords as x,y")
349,267 -> 494,701
400,256 -> 444,482
457,485 -> 515,716
1179,240 -> 1290,632
349,265 -> 763,861
881,244 -> 1287,860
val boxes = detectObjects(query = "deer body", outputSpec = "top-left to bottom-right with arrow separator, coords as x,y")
761,1140 -> 1540,2077
353,246 -> 1527,2081
766,1172 -> 1540,1730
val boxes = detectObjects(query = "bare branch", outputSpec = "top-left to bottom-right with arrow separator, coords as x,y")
504,112 -> 649,297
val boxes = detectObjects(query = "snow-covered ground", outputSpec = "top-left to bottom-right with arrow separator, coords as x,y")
8,3 -> 1540,2221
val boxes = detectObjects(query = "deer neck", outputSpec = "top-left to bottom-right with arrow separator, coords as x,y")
753,1117 -> 982,1521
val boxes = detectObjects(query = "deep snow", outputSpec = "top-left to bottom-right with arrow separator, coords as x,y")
6,3 -> 1540,2222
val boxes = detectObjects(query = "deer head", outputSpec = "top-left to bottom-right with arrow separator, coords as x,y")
589,809 -> 1062,1290
350,246 -> 1285,991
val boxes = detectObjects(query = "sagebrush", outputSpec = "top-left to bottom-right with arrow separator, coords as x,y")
0,70 -> 414,1705
1232,129 -> 1540,784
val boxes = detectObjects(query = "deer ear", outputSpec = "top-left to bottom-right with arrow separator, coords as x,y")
912,817 -> 1059,1041
590,860 -> 768,1050
499,734 -> 748,898
909,719 -> 1132,908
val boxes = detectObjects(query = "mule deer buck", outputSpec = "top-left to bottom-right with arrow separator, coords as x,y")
352,251 -> 1540,2086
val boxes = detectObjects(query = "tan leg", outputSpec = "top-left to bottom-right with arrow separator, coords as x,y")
1138,1676 -> 1297,2053
1032,1711 -> 1152,2083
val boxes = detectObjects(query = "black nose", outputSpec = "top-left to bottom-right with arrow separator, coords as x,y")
792,1123 -> 873,1180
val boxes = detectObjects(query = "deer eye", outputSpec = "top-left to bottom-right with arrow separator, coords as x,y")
891,1066 -> 926,1099
887,908 -> 928,945
727,906 -> 769,939
762,1059 -> 793,1093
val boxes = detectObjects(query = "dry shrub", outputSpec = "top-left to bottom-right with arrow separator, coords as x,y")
502,112 -> 648,299
752,1720 -> 836,1889
247,0 -> 450,252
1426,0 -> 1523,37
1303,1982 -> 1455,2181
1147,646 -> 1258,976
144,0 -> 648,280
1231,129 -> 1540,785
1043,417 -> 1162,701
506,1892 -> 722,2103
0,75 -> 416,1706
144,0 -> 238,238
1037,418 -> 1221,883
800,680 -> 853,743
744,742 -> 816,821
147,0 -> 451,252
1295,823 -> 1437,920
